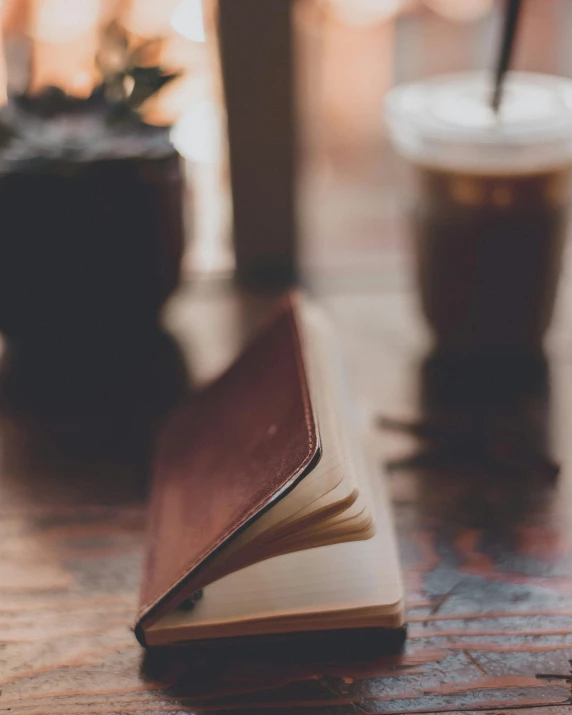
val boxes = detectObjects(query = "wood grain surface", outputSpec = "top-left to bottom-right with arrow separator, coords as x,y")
2,278 -> 572,715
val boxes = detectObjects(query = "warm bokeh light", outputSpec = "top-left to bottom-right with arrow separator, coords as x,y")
328,0 -> 404,26
121,0 -> 179,37
3,0 -> 30,35
423,0 -> 493,22
0,26 -> 7,104
99,0 -> 129,25
151,33 -> 201,75
171,0 -> 205,43
28,0 -> 102,96
134,0 -> 209,125
31,0 -> 100,42
170,95 -> 221,164
29,39 -> 100,96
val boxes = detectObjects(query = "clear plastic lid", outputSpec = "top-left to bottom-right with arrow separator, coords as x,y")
385,72 -> 572,174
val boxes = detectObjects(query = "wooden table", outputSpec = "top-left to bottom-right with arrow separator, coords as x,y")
3,275 -> 572,714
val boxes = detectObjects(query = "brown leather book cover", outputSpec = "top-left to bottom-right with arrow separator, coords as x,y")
136,295 -> 321,644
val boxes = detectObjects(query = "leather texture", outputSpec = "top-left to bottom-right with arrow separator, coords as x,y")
137,294 -> 320,636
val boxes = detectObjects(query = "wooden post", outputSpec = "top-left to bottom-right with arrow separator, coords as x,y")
218,0 -> 297,286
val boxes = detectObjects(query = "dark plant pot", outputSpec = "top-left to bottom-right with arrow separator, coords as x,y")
0,146 -> 186,345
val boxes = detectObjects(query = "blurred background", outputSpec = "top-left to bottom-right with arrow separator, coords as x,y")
107,0 -> 572,285
3,0 -> 572,284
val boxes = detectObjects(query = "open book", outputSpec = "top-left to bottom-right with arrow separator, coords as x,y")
135,294 -> 404,647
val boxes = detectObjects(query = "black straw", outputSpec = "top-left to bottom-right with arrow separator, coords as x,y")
491,0 -> 523,113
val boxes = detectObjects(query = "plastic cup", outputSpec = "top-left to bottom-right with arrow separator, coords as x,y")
385,71 -> 572,356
